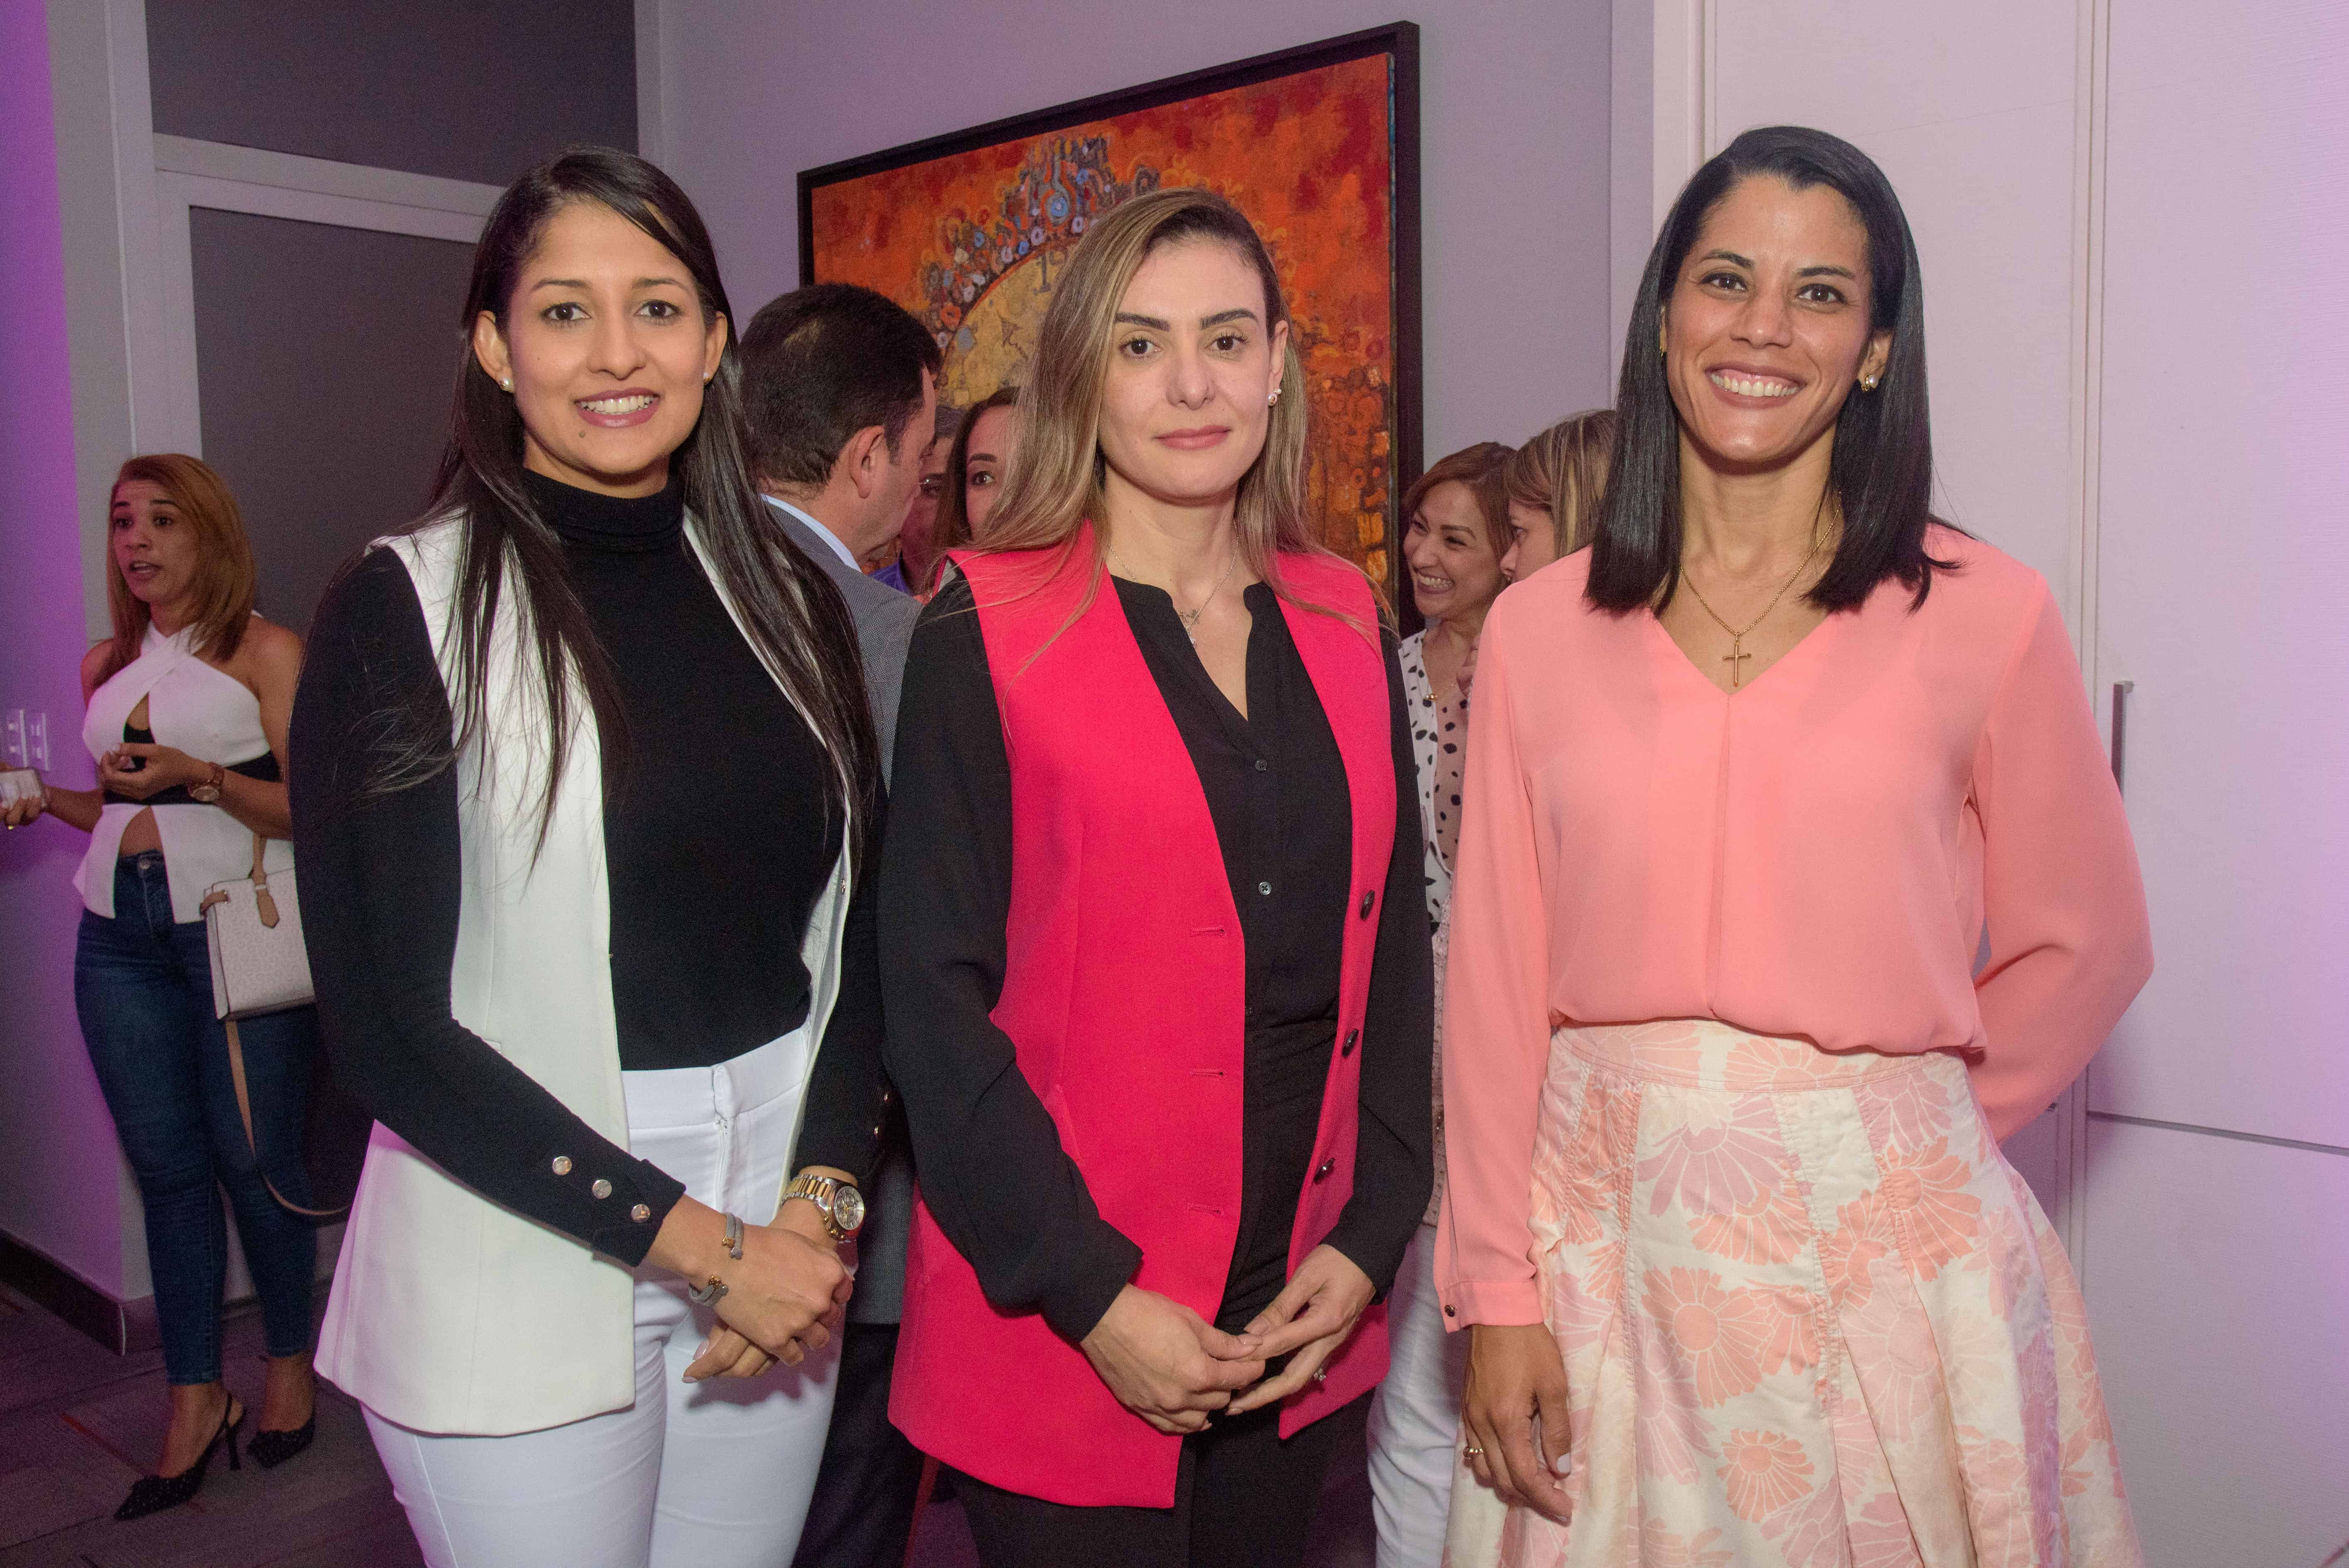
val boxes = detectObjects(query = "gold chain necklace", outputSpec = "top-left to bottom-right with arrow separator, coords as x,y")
1110,548 -> 1239,645
1680,541 -> 1822,689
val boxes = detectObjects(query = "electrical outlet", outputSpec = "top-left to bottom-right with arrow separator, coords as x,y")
2,709 -> 24,769
25,710 -> 47,771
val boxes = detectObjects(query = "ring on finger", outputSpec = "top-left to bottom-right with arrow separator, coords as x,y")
1463,1444 -> 1485,1456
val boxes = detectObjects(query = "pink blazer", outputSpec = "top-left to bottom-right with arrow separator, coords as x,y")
890,535 -> 1399,1507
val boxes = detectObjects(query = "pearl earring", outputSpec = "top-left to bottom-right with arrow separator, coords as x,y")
1860,373 -> 1880,392
1268,388 -> 1282,406
500,378 -> 512,391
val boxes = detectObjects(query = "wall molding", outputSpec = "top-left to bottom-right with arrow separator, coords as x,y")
152,134 -> 501,221
0,1229 -> 159,1357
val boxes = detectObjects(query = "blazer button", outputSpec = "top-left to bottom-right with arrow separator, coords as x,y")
1358,890 -> 1376,920
1342,1028 -> 1359,1057
591,1178 -> 612,1199
631,1204 -> 651,1222
550,1155 -> 573,1176
1314,1158 -> 1335,1181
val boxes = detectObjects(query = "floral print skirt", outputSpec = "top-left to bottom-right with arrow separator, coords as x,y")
1445,1020 -> 2139,1568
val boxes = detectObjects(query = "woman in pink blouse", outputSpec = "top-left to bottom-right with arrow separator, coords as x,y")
1438,126 -> 2150,1567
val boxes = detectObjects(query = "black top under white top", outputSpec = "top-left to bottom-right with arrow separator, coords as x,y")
879,572 -> 1434,1344
290,472 -> 885,1265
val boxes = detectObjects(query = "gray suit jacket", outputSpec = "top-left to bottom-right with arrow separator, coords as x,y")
765,498 -> 921,1322
765,499 -> 919,783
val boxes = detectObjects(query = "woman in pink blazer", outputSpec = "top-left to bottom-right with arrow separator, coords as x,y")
880,188 -> 1433,1566
1438,126 -> 2151,1567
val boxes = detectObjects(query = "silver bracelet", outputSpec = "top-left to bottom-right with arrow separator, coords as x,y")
723,1212 -> 744,1261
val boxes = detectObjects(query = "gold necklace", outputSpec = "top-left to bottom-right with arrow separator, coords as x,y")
1679,541 -> 1822,689
1110,548 -> 1240,645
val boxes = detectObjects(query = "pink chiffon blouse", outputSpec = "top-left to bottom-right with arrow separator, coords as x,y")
1433,529 -> 2152,1327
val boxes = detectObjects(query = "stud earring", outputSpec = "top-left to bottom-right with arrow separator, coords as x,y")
1860,373 -> 1880,392
500,378 -> 513,391
1268,388 -> 1282,406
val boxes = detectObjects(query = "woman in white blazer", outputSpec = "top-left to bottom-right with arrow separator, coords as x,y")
289,149 -> 888,1568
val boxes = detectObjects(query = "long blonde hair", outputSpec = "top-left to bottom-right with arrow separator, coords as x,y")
103,454 -> 257,682
1505,408 -> 1618,559
976,187 -> 1346,617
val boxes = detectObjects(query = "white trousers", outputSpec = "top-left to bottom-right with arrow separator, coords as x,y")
1366,1223 -> 1469,1568
366,1035 -> 840,1568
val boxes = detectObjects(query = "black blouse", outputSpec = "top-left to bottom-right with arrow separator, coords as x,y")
289,474 -> 886,1266
878,572 -> 1433,1344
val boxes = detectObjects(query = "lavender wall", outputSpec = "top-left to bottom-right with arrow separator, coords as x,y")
0,0 -> 132,1295
647,0 -> 1620,457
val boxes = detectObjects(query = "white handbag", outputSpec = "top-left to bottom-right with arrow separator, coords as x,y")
201,834 -> 342,1219
200,832 -> 314,1020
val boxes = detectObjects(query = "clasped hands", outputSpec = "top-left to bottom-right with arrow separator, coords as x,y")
647,1195 -> 852,1384
94,741 -> 203,800
1079,1244 -> 1373,1435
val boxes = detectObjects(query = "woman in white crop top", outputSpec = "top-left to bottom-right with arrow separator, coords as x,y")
5,454 -> 321,1519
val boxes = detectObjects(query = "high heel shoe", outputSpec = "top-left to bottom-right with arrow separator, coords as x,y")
115,1398 -> 242,1521
247,1415 -> 315,1470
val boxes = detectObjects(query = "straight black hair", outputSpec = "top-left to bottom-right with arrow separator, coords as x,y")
1587,125 -> 1955,616
409,146 -> 879,856
739,282 -> 943,492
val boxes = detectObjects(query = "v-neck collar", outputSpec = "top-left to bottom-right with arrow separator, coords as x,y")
1641,599 -> 1843,700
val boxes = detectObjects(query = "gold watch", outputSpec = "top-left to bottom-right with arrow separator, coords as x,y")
783,1173 -> 865,1241
189,762 -> 226,804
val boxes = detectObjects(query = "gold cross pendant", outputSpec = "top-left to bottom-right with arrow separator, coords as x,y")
1723,640 -> 1753,688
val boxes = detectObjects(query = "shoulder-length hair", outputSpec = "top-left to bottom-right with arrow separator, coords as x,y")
918,382 -> 1018,595
976,187 -> 1363,625
407,146 -> 878,851
1402,442 -> 1516,561
1588,125 -> 1951,615
103,454 -> 256,681
1506,408 -> 1617,560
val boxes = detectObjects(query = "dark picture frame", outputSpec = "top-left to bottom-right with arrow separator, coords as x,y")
798,22 -> 1423,601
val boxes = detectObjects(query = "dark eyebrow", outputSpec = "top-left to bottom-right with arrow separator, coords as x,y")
1796,264 -> 1857,280
527,275 -> 688,295
1201,308 -> 1260,328
1697,249 -> 1752,268
1114,312 -> 1169,329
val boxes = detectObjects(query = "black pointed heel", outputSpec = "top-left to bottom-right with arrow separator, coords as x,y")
248,1415 -> 315,1470
115,1399 -> 242,1521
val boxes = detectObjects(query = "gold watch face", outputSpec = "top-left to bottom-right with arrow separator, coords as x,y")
830,1182 -> 865,1235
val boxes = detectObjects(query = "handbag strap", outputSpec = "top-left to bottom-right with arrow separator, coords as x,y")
246,831 -> 281,929
224,1017 -> 347,1220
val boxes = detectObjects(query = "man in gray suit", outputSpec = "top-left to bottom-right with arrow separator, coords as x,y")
740,283 -> 936,779
739,285 -> 937,1568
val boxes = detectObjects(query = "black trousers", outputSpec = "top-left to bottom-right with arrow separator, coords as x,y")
956,1393 -> 1362,1568
791,1321 -> 927,1568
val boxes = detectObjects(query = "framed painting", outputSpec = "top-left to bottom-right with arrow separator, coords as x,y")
799,23 -> 1422,598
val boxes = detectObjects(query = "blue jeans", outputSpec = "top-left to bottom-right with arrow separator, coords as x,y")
75,852 -> 318,1385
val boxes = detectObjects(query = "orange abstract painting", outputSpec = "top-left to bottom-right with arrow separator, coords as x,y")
802,31 -> 1418,591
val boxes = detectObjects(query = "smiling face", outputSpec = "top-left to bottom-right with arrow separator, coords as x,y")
1095,237 -> 1289,514
110,479 -> 204,617
961,403 -> 1021,533
472,200 -> 727,497
1404,481 -> 1507,624
1662,174 -> 1891,474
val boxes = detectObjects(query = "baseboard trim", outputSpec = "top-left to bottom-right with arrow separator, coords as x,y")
0,1230 -> 157,1354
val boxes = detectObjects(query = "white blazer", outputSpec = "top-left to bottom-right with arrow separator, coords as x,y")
314,511 -> 855,1436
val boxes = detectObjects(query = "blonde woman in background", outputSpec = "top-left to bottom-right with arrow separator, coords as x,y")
1500,408 -> 1617,580
5,455 -> 320,1517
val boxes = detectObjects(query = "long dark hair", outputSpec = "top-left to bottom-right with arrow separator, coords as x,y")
920,383 -> 1020,593
1588,125 -> 1953,615
414,147 -> 878,854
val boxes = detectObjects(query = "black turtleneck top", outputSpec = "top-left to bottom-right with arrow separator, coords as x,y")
289,472 -> 885,1264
